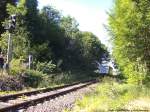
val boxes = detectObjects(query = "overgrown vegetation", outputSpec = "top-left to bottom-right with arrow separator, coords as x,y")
0,0 -> 107,70
0,0 -> 107,90
65,0 -> 150,111
108,0 -> 150,84
67,77 -> 150,112
0,0 -> 150,111
0,70 -> 98,91
66,1 -> 150,111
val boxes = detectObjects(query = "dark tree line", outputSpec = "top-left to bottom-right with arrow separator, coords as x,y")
0,0 -> 107,72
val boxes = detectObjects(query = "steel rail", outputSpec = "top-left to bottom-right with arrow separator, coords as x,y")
0,79 -> 95,101
0,80 -> 97,111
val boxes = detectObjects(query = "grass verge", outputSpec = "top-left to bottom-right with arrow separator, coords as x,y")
0,69 -> 99,94
66,77 -> 150,112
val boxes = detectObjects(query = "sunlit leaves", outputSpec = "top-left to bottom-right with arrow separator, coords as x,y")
108,0 -> 150,84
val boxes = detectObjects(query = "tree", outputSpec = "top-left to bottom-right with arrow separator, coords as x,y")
0,0 -> 16,52
108,0 -> 150,84
0,0 -> 29,58
79,32 -> 107,69
0,0 -> 107,74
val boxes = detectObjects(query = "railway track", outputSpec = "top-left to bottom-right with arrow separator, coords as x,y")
0,79 -> 98,112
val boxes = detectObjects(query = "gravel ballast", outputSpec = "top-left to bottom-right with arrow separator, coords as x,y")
24,83 -> 97,112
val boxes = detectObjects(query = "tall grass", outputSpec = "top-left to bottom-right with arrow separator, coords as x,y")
68,77 -> 150,112
0,68 -> 98,93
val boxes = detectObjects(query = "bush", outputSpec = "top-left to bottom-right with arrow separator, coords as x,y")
0,75 -> 24,91
22,70 -> 45,88
10,58 -> 26,75
36,61 -> 56,74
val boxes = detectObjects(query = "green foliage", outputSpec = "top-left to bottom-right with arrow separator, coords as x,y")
60,16 -> 79,39
0,0 -> 107,86
36,61 -> 56,74
108,0 -> 150,84
31,42 -> 53,62
0,0 -> 107,91
52,70 -> 96,85
59,16 -> 107,69
6,0 -> 27,15
70,77 -> 150,112
1,0 -> 29,58
21,69 -> 96,88
23,70 -> 44,88
10,58 -> 26,75
79,32 -> 107,66
0,32 -> 8,53
0,0 -> 15,35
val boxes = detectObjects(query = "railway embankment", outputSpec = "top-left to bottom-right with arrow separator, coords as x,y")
68,77 -> 150,112
0,80 -> 98,112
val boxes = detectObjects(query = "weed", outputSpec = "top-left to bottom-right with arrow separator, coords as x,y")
69,77 -> 150,112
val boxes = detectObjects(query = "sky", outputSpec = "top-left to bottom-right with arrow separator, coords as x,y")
38,0 -> 113,50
